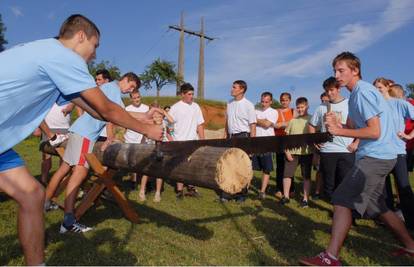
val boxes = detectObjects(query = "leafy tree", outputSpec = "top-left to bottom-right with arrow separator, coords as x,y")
407,83 -> 414,99
140,58 -> 181,97
0,14 -> 8,52
255,100 -> 281,109
88,60 -> 121,80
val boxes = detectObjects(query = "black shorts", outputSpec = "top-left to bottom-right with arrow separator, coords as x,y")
252,153 -> 273,174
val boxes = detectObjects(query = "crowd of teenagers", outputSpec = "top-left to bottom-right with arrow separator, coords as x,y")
0,14 -> 414,265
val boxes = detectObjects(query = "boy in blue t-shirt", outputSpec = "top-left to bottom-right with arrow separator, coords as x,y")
45,73 -> 141,233
300,52 -> 414,266
0,15 -> 162,265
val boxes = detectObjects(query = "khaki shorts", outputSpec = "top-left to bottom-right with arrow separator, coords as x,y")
63,133 -> 95,169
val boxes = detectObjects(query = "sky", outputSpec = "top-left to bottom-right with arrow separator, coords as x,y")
1,0 -> 414,111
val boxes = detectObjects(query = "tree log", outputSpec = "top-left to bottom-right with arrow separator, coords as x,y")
40,141 -> 253,194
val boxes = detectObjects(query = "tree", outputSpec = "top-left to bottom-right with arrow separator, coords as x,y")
407,83 -> 414,99
140,58 -> 180,97
88,60 -> 121,80
0,14 -> 8,52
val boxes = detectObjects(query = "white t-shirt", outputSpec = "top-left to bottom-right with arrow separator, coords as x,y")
309,98 -> 354,153
45,103 -> 71,129
123,103 -> 150,144
256,107 -> 278,137
226,97 -> 257,134
169,100 -> 205,141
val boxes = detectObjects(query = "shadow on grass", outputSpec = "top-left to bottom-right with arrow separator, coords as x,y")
46,228 -> 137,265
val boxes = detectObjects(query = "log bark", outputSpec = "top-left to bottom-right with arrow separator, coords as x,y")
41,141 -> 253,194
93,142 -> 252,194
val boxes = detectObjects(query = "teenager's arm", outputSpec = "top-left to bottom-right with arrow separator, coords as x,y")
308,124 -> 317,134
256,118 -> 273,128
197,124 -> 205,140
249,123 -> 256,137
77,87 -> 162,140
347,138 -> 360,152
327,113 -> 380,139
39,121 -> 54,139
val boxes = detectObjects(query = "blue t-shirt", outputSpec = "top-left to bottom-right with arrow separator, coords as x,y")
309,99 -> 354,153
0,38 -> 96,154
387,98 -> 414,154
69,81 -> 124,141
348,80 -> 398,160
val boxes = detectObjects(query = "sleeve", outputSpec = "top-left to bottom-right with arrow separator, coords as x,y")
267,109 -> 278,124
358,90 -> 383,122
41,52 -> 96,96
402,100 -> 414,120
168,105 -> 178,123
196,105 -> 205,125
248,103 -> 257,124
56,92 -> 81,105
309,106 -> 322,127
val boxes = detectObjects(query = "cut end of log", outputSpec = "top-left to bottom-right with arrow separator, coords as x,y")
215,148 -> 253,194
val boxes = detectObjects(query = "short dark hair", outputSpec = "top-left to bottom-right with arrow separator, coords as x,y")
96,69 -> 112,81
320,92 -> 328,99
59,14 -> 100,40
121,72 -> 141,89
180,82 -> 194,94
280,92 -> 291,101
261,91 -> 273,100
323,76 -> 340,91
332,51 -> 362,79
233,80 -> 247,93
296,97 -> 308,106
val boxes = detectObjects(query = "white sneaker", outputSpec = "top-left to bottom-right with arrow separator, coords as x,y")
49,134 -> 68,147
138,191 -> 146,202
59,221 -> 93,234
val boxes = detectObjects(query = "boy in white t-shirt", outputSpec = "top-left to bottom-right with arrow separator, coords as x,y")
169,83 -> 205,199
40,103 -> 74,185
253,92 -> 278,199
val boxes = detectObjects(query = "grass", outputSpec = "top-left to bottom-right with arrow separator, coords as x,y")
125,96 -> 226,109
1,136 -> 414,265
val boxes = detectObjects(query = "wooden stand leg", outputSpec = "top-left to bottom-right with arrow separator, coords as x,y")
76,153 -> 139,223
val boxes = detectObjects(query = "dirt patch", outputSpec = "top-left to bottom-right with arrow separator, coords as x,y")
201,105 -> 226,130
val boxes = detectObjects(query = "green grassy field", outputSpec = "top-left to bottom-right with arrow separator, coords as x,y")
1,136 -> 414,265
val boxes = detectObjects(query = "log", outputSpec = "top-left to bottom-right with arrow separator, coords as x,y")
40,141 -> 253,194
93,142 -> 253,194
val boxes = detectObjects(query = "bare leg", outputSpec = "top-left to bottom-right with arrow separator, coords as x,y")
303,178 -> 311,201
64,165 -> 89,213
155,178 -> 163,195
176,182 -> 184,192
260,173 -> 270,193
326,205 -> 353,258
45,161 -> 71,201
380,210 -> 414,250
40,153 -> 52,184
140,175 -> 148,195
283,177 -> 291,198
0,166 -> 45,265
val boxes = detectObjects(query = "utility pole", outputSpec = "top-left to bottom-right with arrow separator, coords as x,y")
197,17 -> 205,99
169,13 -> 215,98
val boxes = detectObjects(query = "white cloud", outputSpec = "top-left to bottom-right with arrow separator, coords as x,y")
10,6 -> 24,17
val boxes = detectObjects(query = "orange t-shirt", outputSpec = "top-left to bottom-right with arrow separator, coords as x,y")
275,108 -> 294,136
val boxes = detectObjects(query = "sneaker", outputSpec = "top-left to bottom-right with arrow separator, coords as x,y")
176,190 -> 184,200
44,201 -> 60,212
301,199 -> 309,208
258,192 -> 266,200
153,193 -> 161,203
49,134 -> 69,147
59,221 -> 92,234
299,252 -> 342,266
280,197 -> 290,205
138,191 -> 146,202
